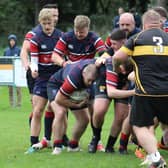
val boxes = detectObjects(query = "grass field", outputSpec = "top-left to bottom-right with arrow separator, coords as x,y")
0,86 -> 167,168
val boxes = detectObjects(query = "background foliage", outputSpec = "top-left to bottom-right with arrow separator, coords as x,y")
0,0 -> 167,48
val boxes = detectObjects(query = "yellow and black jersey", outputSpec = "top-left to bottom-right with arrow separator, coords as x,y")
121,28 -> 168,96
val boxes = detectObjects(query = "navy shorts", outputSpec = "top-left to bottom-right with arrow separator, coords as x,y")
130,95 -> 168,127
33,78 -> 48,99
47,82 -> 59,102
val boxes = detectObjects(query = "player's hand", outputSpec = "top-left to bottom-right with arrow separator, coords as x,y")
77,97 -> 89,108
95,57 -> 106,67
31,70 -> 39,78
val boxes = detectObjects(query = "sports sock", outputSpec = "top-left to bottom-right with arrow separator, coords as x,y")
30,136 -> 39,146
69,140 -> 78,148
53,139 -> 63,148
92,126 -> 101,140
44,111 -> 54,140
119,132 -> 129,150
106,135 -> 117,149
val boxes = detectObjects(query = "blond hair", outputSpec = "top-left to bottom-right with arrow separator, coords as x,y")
38,8 -> 53,22
74,15 -> 90,29
142,10 -> 160,26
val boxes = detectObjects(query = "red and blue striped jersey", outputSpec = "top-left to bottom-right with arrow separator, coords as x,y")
30,28 -> 63,78
53,31 -> 106,61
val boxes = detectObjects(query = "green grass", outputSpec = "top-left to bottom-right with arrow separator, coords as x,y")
0,86 -> 167,168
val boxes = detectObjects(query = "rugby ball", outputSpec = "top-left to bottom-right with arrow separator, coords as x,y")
70,89 -> 89,102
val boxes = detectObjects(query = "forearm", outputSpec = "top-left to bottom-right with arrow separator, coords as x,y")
107,86 -> 135,98
20,40 -> 30,70
51,52 -> 65,67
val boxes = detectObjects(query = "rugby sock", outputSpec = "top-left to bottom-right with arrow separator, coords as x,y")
30,136 -> 39,146
92,126 -> 101,140
29,112 -> 33,127
62,134 -> 69,146
69,140 -> 78,148
53,139 -> 63,148
119,133 -> 129,150
44,111 -> 54,140
106,135 -> 117,149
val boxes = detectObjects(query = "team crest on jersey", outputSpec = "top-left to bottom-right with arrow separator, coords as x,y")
68,44 -> 74,50
99,85 -> 106,92
41,44 -> 47,49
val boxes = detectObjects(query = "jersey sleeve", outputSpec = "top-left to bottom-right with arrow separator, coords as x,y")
60,66 -> 82,97
120,36 -> 135,56
53,34 -> 68,56
24,31 -> 35,41
30,37 -> 39,59
105,58 -> 118,88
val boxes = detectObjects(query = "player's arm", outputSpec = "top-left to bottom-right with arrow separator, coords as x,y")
51,37 -> 69,67
55,90 -> 88,108
51,52 -> 67,67
107,86 -> 135,99
106,57 -> 134,98
29,39 -> 39,78
20,40 -> 30,71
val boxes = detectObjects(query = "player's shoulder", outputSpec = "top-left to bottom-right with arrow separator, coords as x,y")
32,24 -> 42,34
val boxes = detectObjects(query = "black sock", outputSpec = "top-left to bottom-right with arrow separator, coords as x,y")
106,135 -> 117,149
44,111 -> 54,140
92,126 -> 101,140
30,136 -> 39,146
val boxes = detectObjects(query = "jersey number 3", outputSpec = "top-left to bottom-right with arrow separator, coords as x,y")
153,36 -> 163,53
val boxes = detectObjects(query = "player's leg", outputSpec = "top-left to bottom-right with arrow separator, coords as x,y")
105,100 -> 129,153
88,98 -> 110,153
51,100 -> 67,155
30,95 -> 47,145
67,108 -> 89,152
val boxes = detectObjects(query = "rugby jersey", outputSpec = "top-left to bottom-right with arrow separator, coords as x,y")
53,30 -> 106,61
30,28 -> 62,78
121,28 -> 168,96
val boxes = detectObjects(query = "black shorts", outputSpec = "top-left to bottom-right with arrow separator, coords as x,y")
26,68 -> 35,94
94,75 -> 109,99
114,98 -> 128,104
130,95 -> 168,127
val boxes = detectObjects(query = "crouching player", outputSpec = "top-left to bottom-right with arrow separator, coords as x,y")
47,59 -> 98,155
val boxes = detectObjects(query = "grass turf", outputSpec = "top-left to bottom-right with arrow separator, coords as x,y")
0,86 -> 167,168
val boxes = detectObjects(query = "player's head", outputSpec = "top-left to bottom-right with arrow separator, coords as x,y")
43,3 -> 59,26
74,15 -> 90,40
142,9 -> 161,30
116,58 -> 133,75
82,64 -> 98,87
109,28 -> 126,52
38,8 -> 55,35
153,6 -> 168,29
119,12 -> 135,36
